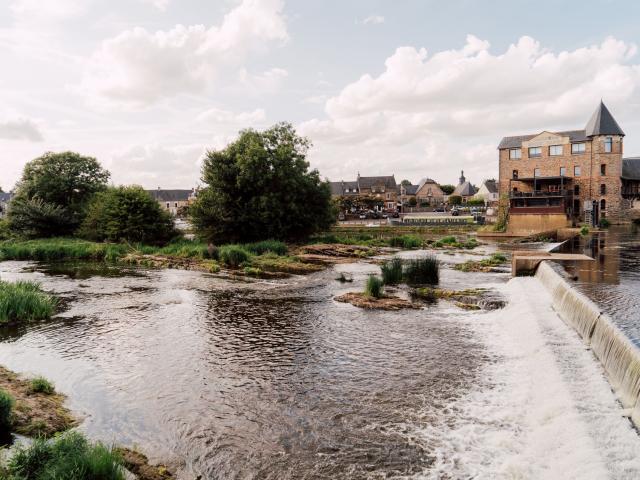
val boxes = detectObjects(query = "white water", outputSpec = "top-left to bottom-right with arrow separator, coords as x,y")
422,275 -> 640,479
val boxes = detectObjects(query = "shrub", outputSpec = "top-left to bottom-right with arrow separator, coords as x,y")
364,275 -> 384,298
7,431 -> 125,480
403,257 -> 439,285
599,218 -> 611,228
0,388 -> 14,430
244,240 -> 287,256
0,281 -> 57,324
580,226 -> 590,236
380,258 -> 403,285
439,236 -> 457,245
30,376 -> 55,395
448,195 -> 462,205
389,235 -> 422,249
219,245 -> 251,267
0,219 -> 10,240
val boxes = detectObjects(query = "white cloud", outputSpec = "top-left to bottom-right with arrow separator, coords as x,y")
10,0 -> 88,25
139,0 -> 170,11
237,67 -> 289,94
196,107 -> 266,124
0,118 -> 44,142
301,35 -> 640,183
80,0 -> 288,108
361,15 -> 385,25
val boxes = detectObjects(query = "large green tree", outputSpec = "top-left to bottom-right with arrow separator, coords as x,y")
79,186 -> 176,244
439,184 -> 456,195
8,152 -> 110,237
191,123 -> 334,243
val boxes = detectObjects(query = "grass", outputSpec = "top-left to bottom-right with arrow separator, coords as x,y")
30,376 -> 55,395
0,281 -> 57,325
243,240 -> 287,256
380,257 -> 404,285
0,238 -> 129,262
0,388 -> 13,429
218,245 -> 252,267
402,257 -> 439,285
364,275 -> 384,298
433,236 -> 478,249
7,431 -> 125,480
388,235 -> 423,249
454,252 -> 508,272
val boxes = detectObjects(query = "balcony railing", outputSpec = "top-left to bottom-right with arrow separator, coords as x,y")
510,189 -> 573,199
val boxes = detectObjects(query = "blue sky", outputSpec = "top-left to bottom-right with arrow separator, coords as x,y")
2,0 -> 640,190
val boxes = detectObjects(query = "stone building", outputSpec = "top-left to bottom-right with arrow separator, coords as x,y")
452,171 -> 477,203
330,174 -> 399,210
147,188 -> 196,216
474,179 -> 499,203
498,101 -> 637,223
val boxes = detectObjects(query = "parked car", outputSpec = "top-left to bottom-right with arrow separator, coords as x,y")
434,206 -> 445,213
392,211 -> 400,218
451,208 -> 460,216
358,212 -> 367,219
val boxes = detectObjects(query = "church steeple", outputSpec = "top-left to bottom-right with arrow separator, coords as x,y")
459,170 -> 466,185
585,101 -> 625,137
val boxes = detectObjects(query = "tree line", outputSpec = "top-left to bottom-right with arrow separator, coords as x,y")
1,123 -> 334,244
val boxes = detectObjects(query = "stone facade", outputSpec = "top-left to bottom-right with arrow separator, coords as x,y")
330,175 -> 399,210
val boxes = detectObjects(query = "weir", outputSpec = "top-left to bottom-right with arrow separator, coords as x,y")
536,261 -> 640,427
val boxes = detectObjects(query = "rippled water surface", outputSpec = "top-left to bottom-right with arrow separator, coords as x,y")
559,225 -> 640,340
0,258 -> 503,479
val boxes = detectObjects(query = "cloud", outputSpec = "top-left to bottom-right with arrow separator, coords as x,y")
139,0 -> 169,11
237,67 -> 289,94
0,118 -> 44,142
10,0 -> 89,25
195,107 -> 266,124
80,0 -> 288,108
300,35 -> 640,183
361,15 -> 385,25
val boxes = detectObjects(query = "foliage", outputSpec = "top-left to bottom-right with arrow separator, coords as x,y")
380,257 -> 403,285
0,281 -> 57,324
433,236 -> 477,249
388,235 -> 422,249
408,197 -> 417,207
79,186 -> 177,244
364,275 -> 384,298
599,218 -> 611,228
190,123 -> 335,243
8,152 -> 110,238
580,226 -> 590,236
493,194 -> 510,232
448,195 -> 462,205
0,238 -> 129,262
7,431 -> 125,480
243,239 -> 287,256
403,257 -> 439,285
454,252 -> 508,272
439,184 -> 455,195
466,199 -> 485,206
219,245 -> 251,267
0,388 -> 14,430
400,179 -> 412,186
30,376 -> 55,395
0,219 -> 10,241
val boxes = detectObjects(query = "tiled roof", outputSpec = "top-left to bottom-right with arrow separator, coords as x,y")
403,185 -> 419,195
357,175 -> 397,189
483,179 -> 498,194
146,189 -> 192,202
0,193 -> 12,202
622,157 -> 640,180
453,181 -> 476,197
585,101 -> 625,137
498,130 -> 587,149
329,181 -> 359,195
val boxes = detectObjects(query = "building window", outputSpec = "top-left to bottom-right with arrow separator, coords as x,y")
174,202 -> 178,208
512,170 -> 518,179
166,202 -> 170,209
601,164 -> 606,175
534,168 -> 541,177
574,185 -> 580,195
386,193 -> 391,200
549,145 -> 563,156
560,167 -> 567,176
571,143 -> 586,154
604,137 -> 613,153
574,166 -> 581,176
600,184 -> 606,195
600,198 -> 606,212
509,148 -> 521,159
528,147 -> 542,157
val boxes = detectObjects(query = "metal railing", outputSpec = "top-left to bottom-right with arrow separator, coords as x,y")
510,189 -> 573,198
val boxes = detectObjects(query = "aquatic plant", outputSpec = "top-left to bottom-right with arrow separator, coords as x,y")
364,275 -> 384,298
243,240 -> 288,256
388,235 -> 422,249
403,257 -> 439,285
0,281 -> 57,324
219,245 -> 252,267
7,431 -> 125,480
0,238 -> 129,262
0,388 -> 14,430
30,376 -> 55,395
380,257 -> 404,285
454,252 -> 508,272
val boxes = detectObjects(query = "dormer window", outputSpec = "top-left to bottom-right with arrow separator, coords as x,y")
528,147 -> 542,157
509,148 -> 521,159
571,143 -> 586,154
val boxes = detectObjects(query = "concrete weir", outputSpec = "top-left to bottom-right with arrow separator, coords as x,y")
536,261 -> 640,428
511,251 -> 594,276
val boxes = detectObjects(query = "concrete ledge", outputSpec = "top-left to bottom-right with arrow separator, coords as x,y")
512,251 -> 594,276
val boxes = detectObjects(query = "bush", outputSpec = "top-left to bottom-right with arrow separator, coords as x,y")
439,236 -> 457,245
7,431 -> 125,480
599,218 -> 611,228
403,257 -> 439,285
364,275 -> 384,298
389,235 -> 422,249
79,186 -> 177,245
0,281 -> 57,324
244,240 -> 287,256
219,245 -> 251,267
381,258 -> 403,285
448,195 -> 462,205
0,219 -> 10,240
30,376 -> 55,395
580,226 -> 590,236
0,388 -> 14,430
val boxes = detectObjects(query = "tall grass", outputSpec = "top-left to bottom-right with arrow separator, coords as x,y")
364,275 -> 384,298
243,240 -> 287,256
30,376 -> 55,395
0,388 -> 13,429
0,281 -> 57,324
0,238 -> 128,262
380,257 -> 404,285
388,235 -> 422,249
403,257 -> 439,285
219,245 -> 252,267
7,431 -> 125,480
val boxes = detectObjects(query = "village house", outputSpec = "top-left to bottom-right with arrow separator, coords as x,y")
146,188 -> 197,216
474,179 -> 499,204
412,178 -> 445,206
452,171 -> 477,203
0,192 -> 12,219
330,174 -> 399,210
498,101 -> 640,226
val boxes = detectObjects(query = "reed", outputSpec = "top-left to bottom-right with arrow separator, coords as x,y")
364,275 -> 384,298
243,240 -> 288,256
219,245 -> 252,267
388,235 -> 422,249
0,238 -> 129,262
0,281 -> 57,324
30,376 -> 55,395
403,256 -> 439,285
0,388 -> 13,429
380,257 -> 404,285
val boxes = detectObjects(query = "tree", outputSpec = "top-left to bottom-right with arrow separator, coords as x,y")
190,123 -> 335,243
408,197 -> 417,207
439,184 -> 455,195
449,195 -> 463,205
400,179 -> 412,186
8,152 -> 110,237
79,186 -> 176,244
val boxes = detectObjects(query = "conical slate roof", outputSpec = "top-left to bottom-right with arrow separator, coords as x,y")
585,101 -> 625,137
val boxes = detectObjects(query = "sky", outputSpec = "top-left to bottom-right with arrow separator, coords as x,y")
2,0 -> 640,191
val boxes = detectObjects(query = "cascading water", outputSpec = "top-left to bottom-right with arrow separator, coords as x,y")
536,261 -> 640,423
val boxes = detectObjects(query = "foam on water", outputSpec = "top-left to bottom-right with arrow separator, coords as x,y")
422,275 -> 640,479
